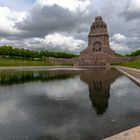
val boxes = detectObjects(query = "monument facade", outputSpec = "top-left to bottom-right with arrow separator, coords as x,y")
47,16 -> 140,66
80,16 -> 115,65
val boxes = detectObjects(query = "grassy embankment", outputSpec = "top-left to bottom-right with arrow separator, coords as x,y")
115,49 -> 140,69
115,60 -> 140,69
0,46 -> 78,66
0,59 -> 72,67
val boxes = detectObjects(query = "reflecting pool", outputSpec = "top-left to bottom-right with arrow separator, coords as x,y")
0,67 -> 140,140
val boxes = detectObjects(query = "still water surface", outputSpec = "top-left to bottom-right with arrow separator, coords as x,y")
0,67 -> 140,140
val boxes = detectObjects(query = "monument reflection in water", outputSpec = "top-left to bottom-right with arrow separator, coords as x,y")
0,68 -> 121,116
80,67 -> 121,115
0,68 -> 140,140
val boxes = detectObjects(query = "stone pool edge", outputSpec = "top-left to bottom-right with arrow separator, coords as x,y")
104,66 -> 140,140
115,66 -> 140,85
104,125 -> 140,140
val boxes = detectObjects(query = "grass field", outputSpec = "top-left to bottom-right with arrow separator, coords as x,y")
116,60 -> 140,69
0,59 -> 71,66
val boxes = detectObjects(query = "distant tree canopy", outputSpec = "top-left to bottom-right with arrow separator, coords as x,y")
125,49 -> 140,57
115,53 -> 124,57
0,46 -> 79,59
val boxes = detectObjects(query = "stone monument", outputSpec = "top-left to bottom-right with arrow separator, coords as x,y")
80,16 -> 115,65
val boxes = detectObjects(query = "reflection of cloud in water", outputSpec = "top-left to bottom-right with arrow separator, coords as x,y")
0,77 -> 88,99
41,119 -> 80,140
0,69 -> 140,140
0,100 -> 28,124
0,76 -> 88,124
110,76 -> 140,98
17,77 -> 88,99
43,77 -> 88,99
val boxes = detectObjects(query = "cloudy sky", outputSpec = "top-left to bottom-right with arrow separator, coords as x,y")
0,0 -> 140,54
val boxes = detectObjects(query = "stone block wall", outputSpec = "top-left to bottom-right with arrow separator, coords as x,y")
47,55 -> 140,66
47,58 -> 79,65
110,57 -> 134,64
111,56 -> 140,64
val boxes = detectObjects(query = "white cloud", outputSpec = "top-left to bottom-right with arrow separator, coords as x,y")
127,0 -> 140,13
0,6 -> 26,36
0,33 -> 86,53
36,0 -> 90,12
23,33 -> 86,53
0,0 -> 140,53
0,0 -> 34,11
110,41 -> 130,54
43,33 -> 86,52
110,33 -> 140,54
111,33 -> 127,43
0,38 -> 16,44
110,33 -> 131,54
122,0 -> 140,20
0,4 -> 87,53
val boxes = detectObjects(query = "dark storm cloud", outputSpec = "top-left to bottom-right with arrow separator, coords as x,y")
94,0 -> 140,53
16,4 -> 91,38
127,40 -> 140,51
122,11 -> 140,21
0,0 -> 140,53
121,0 -> 140,21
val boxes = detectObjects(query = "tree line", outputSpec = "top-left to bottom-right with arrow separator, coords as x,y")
115,49 -> 140,57
126,49 -> 140,57
0,46 -> 79,59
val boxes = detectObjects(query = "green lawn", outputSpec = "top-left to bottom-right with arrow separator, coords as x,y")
0,59 -> 71,66
116,60 -> 140,69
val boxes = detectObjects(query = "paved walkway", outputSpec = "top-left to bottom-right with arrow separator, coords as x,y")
116,66 -> 140,85
0,66 -> 83,71
104,126 -> 140,140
